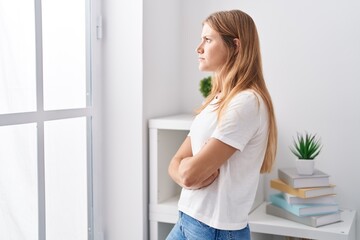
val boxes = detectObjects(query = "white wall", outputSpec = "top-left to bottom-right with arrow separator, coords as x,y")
179,0 -> 360,235
102,0 -> 184,239
143,0 -> 182,118
102,0 -> 145,239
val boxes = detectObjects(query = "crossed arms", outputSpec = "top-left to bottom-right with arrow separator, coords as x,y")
168,136 -> 236,190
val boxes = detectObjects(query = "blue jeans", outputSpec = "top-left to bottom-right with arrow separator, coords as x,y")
166,212 -> 251,240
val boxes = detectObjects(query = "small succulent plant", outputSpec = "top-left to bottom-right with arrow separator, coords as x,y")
290,132 -> 322,159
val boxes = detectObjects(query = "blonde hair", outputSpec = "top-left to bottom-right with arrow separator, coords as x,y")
197,10 -> 277,173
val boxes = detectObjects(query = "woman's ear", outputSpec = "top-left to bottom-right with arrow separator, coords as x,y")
233,38 -> 240,53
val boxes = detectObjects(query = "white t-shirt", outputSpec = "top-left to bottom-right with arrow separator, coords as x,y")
178,90 -> 269,230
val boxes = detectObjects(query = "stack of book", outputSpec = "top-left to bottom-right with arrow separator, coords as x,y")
267,168 -> 342,227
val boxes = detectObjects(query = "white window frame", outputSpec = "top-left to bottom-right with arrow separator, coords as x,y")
0,0 -> 102,239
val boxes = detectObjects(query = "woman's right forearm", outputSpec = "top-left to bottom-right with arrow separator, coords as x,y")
168,137 -> 193,188
168,156 -> 185,188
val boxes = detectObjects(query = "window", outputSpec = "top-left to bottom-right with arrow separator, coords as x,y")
0,0 -> 96,239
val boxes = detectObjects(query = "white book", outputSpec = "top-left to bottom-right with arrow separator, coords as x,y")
278,168 -> 330,188
283,192 -> 337,205
270,193 -> 339,216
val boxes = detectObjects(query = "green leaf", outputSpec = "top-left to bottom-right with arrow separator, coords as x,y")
289,132 -> 322,159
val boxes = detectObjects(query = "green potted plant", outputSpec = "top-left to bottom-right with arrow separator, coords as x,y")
199,76 -> 212,98
290,132 -> 322,175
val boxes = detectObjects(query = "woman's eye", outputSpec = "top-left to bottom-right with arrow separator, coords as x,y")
205,38 -> 211,43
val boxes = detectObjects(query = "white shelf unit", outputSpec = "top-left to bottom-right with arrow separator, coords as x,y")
148,114 -> 265,240
249,202 -> 357,240
148,114 -> 193,240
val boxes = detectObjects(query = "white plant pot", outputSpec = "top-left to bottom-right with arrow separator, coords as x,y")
296,159 -> 315,175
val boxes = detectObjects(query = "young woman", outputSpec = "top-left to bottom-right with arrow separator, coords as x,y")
166,9 -> 277,240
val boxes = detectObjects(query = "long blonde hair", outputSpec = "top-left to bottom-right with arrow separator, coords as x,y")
198,10 -> 277,173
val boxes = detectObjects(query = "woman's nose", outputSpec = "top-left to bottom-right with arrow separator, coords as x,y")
196,43 -> 204,54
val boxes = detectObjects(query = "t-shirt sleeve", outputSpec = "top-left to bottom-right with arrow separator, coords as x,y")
211,92 -> 260,151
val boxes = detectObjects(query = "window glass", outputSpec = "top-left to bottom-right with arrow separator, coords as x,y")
0,123 -> 38,240
44,117 -> 88,240
0,1 -> 36,114
42,0 -> 87,110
